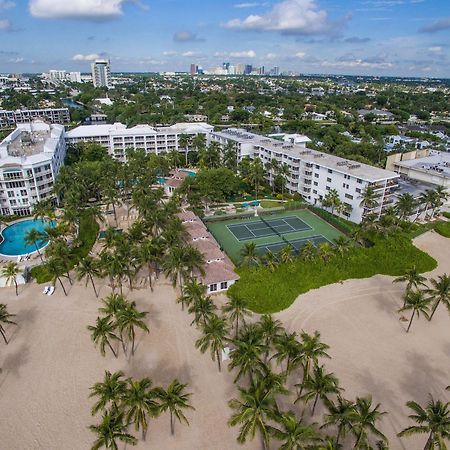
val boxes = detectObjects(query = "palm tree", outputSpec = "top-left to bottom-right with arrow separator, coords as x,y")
88,316 -> 120,358
123,377 -> 159,440
359,186 -> 379,214
229,323 -> 267,383
272,331 -> 301,374
89,371 -> 127,415
178,278 -> 207,311
395,193 -> 416,220
263,250 -> 278,272
399,289 -> 430,332
222,293 -> 252,338
323,189 -> 342,215
393,265 -> 427,297
76,256 -> 101,297
426,274 -> 450,320
333,236 -> 352,257
162,246 -> 189,294
350,397 -> 387,449
89,409 -> 137,450
419,189 -> 437,220
0,304 -> 17,344
139,239 -> 161,291
195,314 -> 229,372
321,396 -> 356,447
155,379 -> 194,436
116,301 -> 149,355
249,157 -> 265,200
1,261 -> 20,296
278,163 -> 290,199
258,315 -> 284,362
318,242 -> 333,262
178,133 -> 191,166
240,242 -> 260,268
46,257 -> 68,296
301,240 -> 317,260
228,379 -> 277,450
398,396 -> 450,450
279,245 -> 294,264
297,365 -> 341,416
268,411 -> 322,450
188,294 -> 216,327
24,228 -> 45,262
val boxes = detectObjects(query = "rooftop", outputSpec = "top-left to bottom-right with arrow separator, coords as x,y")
395,151 -> 450,179
213,128 -> 399,182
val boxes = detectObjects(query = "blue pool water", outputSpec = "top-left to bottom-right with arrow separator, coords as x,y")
0,219 -> 56,257
181,170 -> 196,177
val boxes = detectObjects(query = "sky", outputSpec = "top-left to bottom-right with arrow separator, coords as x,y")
0,0 -> 449,77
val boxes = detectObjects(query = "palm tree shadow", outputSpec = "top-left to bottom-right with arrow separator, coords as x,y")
0,344 -> 29,390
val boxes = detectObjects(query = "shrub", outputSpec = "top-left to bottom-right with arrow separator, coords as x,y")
442,211 -> 450,220
435,221 -> 450,238
307,206 -> 356,236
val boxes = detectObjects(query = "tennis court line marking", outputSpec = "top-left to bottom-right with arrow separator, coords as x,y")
256,234 -> 333,252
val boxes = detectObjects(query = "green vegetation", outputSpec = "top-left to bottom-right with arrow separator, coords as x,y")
435,221 -> 450,238
31,214 -> 99,283
229,228 -> 437,313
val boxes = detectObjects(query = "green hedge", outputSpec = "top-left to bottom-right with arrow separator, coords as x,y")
442,212 -> 450,220
31,215 -> 99,284
307,206 -> 357,236
228,229 -> 437,314
435,221 -> 450,238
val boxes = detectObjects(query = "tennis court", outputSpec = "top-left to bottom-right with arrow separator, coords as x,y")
227,215 -> 311,241
206,209 -> 345,264
256,235 -> 332,255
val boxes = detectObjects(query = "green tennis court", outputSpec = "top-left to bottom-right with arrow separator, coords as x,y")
205,209 -> 344,264
227,215 -> 311,241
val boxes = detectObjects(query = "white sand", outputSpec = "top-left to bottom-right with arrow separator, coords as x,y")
0,230 -> 449,449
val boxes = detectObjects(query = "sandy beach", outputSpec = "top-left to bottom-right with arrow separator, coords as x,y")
0,230 -> 449,449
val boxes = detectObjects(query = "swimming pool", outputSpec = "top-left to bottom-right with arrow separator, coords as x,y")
0,219 -> 56,257
181,169 -> 196,177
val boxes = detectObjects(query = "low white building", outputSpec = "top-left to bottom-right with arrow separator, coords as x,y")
0,121 -> 66,216
210,128 -> 399,223
65,122 -> 213,162
0,108 -> 70,129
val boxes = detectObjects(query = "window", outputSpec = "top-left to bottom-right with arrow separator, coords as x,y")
220,281 -> 228,290
345,193 -> 353,200
313,189 -> 317,194
314,173 -> 319,178
328,169 -> 333,174
327,177 -> 331,183
357,178 -> 363,184
7,191 -> 14,198
342,183 -> 349,189
356,188 -> 361,193
210,284 -> 217,292
326,186 -> 331,191
313,181 -> 318,186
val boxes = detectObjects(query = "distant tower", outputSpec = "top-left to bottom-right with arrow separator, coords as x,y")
190,63 -> 198,75
91,60 -> 111,88
244,64 -> 253,75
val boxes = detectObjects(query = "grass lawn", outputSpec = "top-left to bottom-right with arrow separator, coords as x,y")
206,209 -> 344,264
228,227 -> 438,314
31,215 -> 99,283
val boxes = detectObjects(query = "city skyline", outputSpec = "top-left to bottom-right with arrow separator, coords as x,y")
0,0 -> 449,77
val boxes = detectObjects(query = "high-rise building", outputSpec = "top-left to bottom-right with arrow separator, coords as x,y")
272,66 -> 280,76
48,70 -> 67,81
190,64 -> 198,75
69,72 -> 82,83
244,64 -> 253,75
222,62 -> 230,72
259,66 -> 265,75
235,64 -> 245,75
91,60 -> 111,88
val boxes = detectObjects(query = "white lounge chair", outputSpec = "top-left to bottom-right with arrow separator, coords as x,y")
42,286 -> 50,294
221,347 -> 231,362
47,286 -> 55,296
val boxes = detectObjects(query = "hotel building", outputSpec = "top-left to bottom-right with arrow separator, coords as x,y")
210,128 -> 399,223
91,60 -> 112,88
0,121 -> 66,216
0,108 -> 70,129
65,122 -> 213,162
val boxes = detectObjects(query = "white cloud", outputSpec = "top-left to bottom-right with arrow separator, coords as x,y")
29,0 -> 127,20
173,31 -> 205,42
265,52 -> 278,60
0,1 -> 15,10
162,51 -> 178,57
72,53 -> 101,61
234,2 -> 261,7
229,50 -> 256,58
428,46 -> 443,55
0,18 -> 10,30
321,58 -> 394,70
224,0 -> 346,35
8,57 -> 24,63
182,51 -> 203,57
295,51 -> 306,58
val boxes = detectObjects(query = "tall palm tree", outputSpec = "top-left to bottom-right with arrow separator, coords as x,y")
195,314 -> 229,372
279,245 -> 294,264
258,315 -> 284,362
426,274 -> 450,320
88,316 -> 120,358
349,397 -> 388,449
229,323 -> 267,383
278,163 -> 290,199
162,246 -> 189,294
76,256 -> 101,297
89,409 -> 137,450
24,228 -> 45,262
301,241 -> 317,261
0,304 -> 17,345
333,236 -> 352,257
228,379 -> 278,450
240,242 -> 260,268
268,411 -> 322,450
393,266 -> 427,296
359,186 -> 379,214
123,377 -> 159,440
399,289 -> 430,332
188,295 -> 216,327
395,193 -> 416,220
398,396 -> 450,450
222,293 -> 252,338
178,133 -> 191,166
272,331 -> 301,374
263,250 -> 278,272
297,365 -> 341,416
419,189 -> 437,220
89,371 -> 127,415
1,261 -> 20,296
321,396 -> 356,447
139,239 -> 161,291
155,379 -> 194,436
323,189 -> 342,215
116,301 -> 149,356
46,257 -> 68,296
178,278 -> 207,311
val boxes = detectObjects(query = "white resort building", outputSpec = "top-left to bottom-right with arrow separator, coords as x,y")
0,108 -> 70,129
210,128 -> 400,223
65,122 -> 213,162
0,121 -> 66,216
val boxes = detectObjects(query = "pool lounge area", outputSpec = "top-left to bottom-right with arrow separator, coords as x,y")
0,219 -> 55,257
